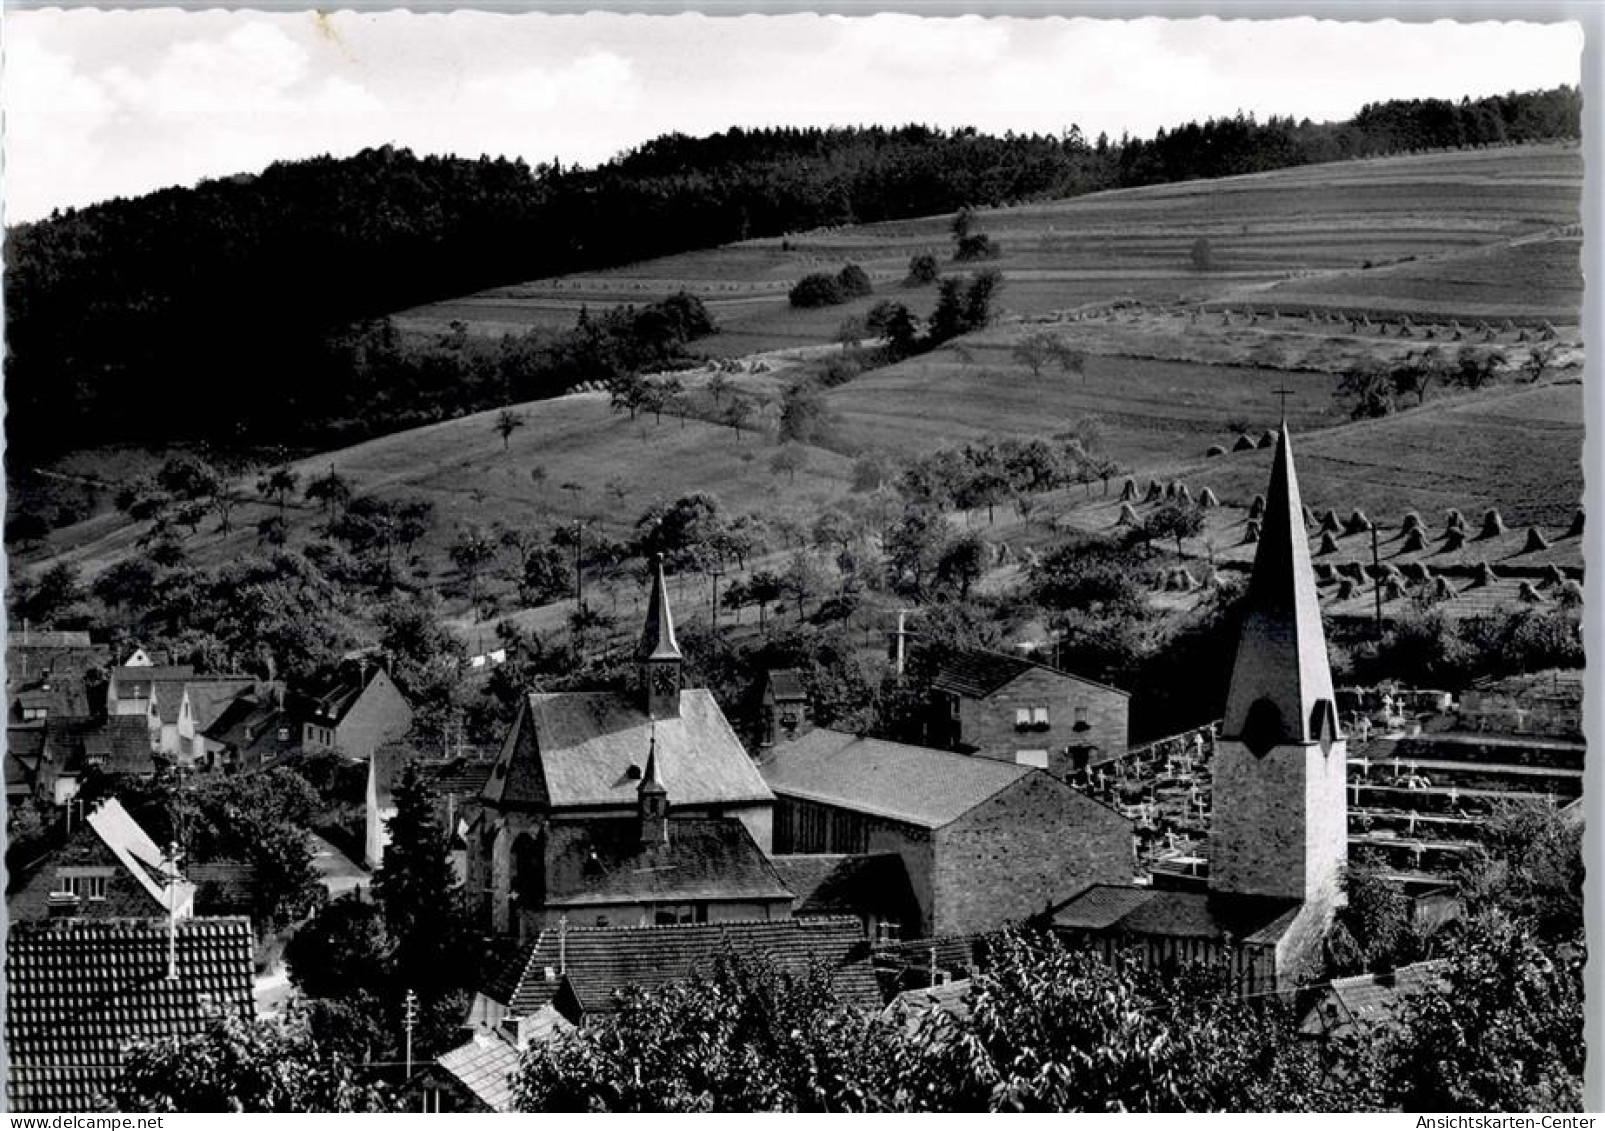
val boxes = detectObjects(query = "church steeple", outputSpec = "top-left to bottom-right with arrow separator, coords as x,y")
638,555 -> 683,719
638,726 -> 668,845
1221,422 -> 1341,754
1209,422 -> 1347,913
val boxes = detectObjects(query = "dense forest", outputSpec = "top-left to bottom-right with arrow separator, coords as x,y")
3,85 -> 1581,462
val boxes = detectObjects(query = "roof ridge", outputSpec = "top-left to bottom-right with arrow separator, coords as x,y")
553,914 -> 864,936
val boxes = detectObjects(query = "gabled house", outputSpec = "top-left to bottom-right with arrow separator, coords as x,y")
5,717 -> 156,806
183,678 -> 268,764
202,692 -> 298,772
472,558 -> 777,937
759,668 -> 813,747
770,852 -> 921,943
762,727 -> 1134,938
6,631 -> 106,694
301,662 -> 414,761
1299,959 -> 1451,1040
4,916 -> 255,1112
918,644 -> 1131,775
1051,425 -> 1348,991
7,796 -> 195,923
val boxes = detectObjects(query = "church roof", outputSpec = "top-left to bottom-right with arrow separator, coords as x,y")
917,644 -> 1129,700
541,816 -> 792,908
482,689 -> 772,811
1221,423 -> 1340,746
636,556 -> 681,662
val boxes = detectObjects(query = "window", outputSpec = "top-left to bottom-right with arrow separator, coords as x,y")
1014,708 -> 1031,729
54,869 -> 110,901
1031,706 -> 1050,727
1015,749 -> 1050,769
948,694 -> 962,720
21,707 -> 47,721
1073,706 -> 1089,730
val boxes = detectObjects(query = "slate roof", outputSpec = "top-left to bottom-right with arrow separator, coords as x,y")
769,854 -> 919,922
83,718 -> 158,776
202,695 -> 296,762
372,748 -> 496,810
1300,959 -> 1451,1037
4,916 -> 256,1112
485,916 -> 881,1018
86,798 -> 196,916
1222,424 -> 1340,746
434,1030 -> 524,1112
110,665 -> 194,695
760,728 -> 1033,828
917,644 -> 1129,700
541,816 -> 792,909
1051,884 -> 1302,947
12,679 -> 92,723
484,689 -> 772,812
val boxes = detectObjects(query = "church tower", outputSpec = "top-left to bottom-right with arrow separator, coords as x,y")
638,555 -> 683,720
638,728 -> 669,845
1209,424 -> 1347,914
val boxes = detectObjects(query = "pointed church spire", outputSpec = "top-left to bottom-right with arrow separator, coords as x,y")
1221,424 -> 1340,751
638,555 -> 683,719
638,725 -> 668,844
637,555 -> 682,662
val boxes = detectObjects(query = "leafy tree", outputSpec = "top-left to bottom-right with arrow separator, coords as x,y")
781,552 -> 829,621
746,570 -> 784,633
607,373 -> 650,421
1145,500 -> 1205,554
885,506 -> 948,599
769,444 -> 808,484
1519,342 -> 1558,384
905,252 -> 941,286
495,407 -> 526,451
836,263 -> 873,298
934,532 -> 988,599
256,465 -> 300,521
13,561 -> 84,626
1336,364 -> 1397,419
374,762 -> 471,1006
865,300 -> 920,359
1010,332 -> 1058,376
304,467 -> 352,518
779,381 -> 835,446
706,371 -> 732,404
285,894 -> 393,1000
449,525 -> 499,610
1455,799 -> 1583,943
1190,236 -> 1214,271
722,394 -> 755,442
1448,345 -> 1505,390
789,272 -> 846,308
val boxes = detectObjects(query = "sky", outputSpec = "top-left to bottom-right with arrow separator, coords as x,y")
1,10 -> 1585,223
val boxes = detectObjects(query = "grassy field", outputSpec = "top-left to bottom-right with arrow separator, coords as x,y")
395,143 -> 1583,352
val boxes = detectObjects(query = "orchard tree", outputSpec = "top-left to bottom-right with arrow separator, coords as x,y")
1145,501 -> 1206,555
256,466 -> 299,521
304,466 -> 352,518
723,394 -> 754,442
495,408 -> 526,451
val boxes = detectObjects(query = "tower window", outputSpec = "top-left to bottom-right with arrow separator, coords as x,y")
1242,697 -> 1284,757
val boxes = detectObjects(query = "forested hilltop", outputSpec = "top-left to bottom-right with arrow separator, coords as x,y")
3,85 -> 1580,461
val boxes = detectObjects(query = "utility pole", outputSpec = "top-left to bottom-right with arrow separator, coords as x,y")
403,989 -> 418,1078
162,841 -> 185,982
708,565 -> 725,632
572,519 -> 585,614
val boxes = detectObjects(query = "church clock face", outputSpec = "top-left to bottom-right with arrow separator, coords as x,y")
652,666 -> 680,695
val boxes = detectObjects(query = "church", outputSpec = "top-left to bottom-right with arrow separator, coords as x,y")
468,558 -> 784,939
1052,423 -> 1348,989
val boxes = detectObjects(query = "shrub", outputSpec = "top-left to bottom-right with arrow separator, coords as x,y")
836,263 -> 872,298
788,272 -> 845,308
905,253 -> 940,286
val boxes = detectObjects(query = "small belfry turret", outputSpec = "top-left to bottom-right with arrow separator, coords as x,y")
638,727 -> 668,845
638,554 -> 683,720
1210,423 -> 1347,916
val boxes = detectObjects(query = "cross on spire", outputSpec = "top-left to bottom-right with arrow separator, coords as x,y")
1273,384 -> 1295,423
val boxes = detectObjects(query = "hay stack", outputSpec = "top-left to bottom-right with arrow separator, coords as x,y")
1401,562 -> 1429,582
1248,494 -> 1266,520
1314,563 -> 1335,582
1345,510 -> 1373,534
1206,444 -> 1227,458
1445,508 -> 1466,533
1202,567 -> 1221,589
1339,561 -> 1367,581
1432,576 -> 1459,601
1243,520 -> 1261,544
1336,578 -> 1357,599
1174,569 -> 1196,592
1317,531 -> 1340,555
1522,527 -> 1550,553
1303,506 -> 1319,530
1117,503 -> 1140,526
1320,510 -> 1343,534
1233,434 -> 1257,453
1568,510 -> 1584,538
1120,478 -> 1139,501
1399,511 -> 1423,535
1257,431 -> 1277,449
1542,563 -> 1568,587
1199,487 -> 1219,508
1479,509 -> 1506,539
1442,528 -> 1466,552
1558,579 -> 1584,607
1144,480 -> 1164,503
1164,481 -> 1178,501
1383,578 -> 1407,601
1472,561 -> 1498,587
1176,484 -> 1193,505
1517,580 -> 1546,604
1401,528 -> 1426,553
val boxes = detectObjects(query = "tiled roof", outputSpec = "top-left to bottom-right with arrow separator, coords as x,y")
82,718 -> 158,776
202,696 -> 296,761
885,978 -> 973,1026
1302,959 -> 1451,1036
188,861 -> 256,910
485,689 -> 772,811
769,854 -> 918,922
760,728 -> 1032,828
872,933 -> 992,977
111,665 -> 194,690
435,1030 -> 524,1112
4,916 -> 256,1112
543,816 -> 791,908
86,798 -> 195,916
917,644 -> 1129,700
183,679 -> 260,732
487,917 -> 880,1018
12,680 -> 92,722
8,630 -> 93,649
1051,884 -> 1302,947
372,748 -> 495,810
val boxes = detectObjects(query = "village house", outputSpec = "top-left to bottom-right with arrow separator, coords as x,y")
4,916 -> 255,1112
1052,424 -> 1348,991
201,690 -> 298,772
916,644 -> 1130,774
300,661 -> 415,761
470,558 -> 779,937
758,667 -> 812,747
6,716 -> 156,806
761,727 -> 1133,938
7,796 -> 195,922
